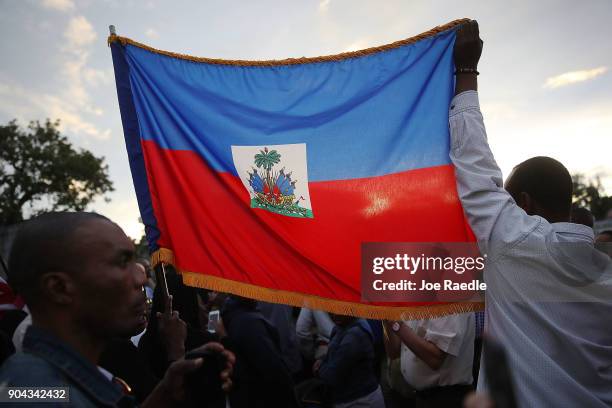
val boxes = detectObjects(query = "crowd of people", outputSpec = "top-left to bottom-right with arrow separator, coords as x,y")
0,20 -> 610,408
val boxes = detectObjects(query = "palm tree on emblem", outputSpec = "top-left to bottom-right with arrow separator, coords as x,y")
247,147 -> 311,217
254,147 -> 281,190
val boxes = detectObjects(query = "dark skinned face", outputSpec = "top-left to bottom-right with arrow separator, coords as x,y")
69,219 -> 148,339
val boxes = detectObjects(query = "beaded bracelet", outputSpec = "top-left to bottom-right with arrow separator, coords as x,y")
455,67 -> 480,75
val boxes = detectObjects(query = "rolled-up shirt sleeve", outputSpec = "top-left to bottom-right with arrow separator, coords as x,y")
449,91 -> 540,257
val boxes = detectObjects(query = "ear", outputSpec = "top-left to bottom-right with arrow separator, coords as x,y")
39,272 -> 76,305
517,192 -> 534,215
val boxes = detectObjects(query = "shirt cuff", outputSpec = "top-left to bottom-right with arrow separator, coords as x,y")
424,329 -> 459,356
450,90 -> 480,116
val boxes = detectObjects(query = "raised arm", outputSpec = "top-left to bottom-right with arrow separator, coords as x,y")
450,21 -> 539,254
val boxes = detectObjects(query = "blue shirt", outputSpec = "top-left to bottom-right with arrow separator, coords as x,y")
318,319 -> 378,404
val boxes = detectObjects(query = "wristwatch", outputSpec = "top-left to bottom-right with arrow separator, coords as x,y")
391,321 -> 402,333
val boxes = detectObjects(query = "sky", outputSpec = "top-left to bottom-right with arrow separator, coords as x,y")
1,0 -> 611,239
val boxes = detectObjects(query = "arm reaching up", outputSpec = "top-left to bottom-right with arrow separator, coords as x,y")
450,21 -> 539,256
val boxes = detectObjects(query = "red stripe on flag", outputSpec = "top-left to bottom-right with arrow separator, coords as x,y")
142,140 -> 475,304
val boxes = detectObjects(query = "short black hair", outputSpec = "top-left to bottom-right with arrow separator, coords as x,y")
571,207 -> 594,228
8,212 -> 109,306
506,156 -> 573,217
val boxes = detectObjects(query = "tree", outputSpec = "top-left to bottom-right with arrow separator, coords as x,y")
572,174 -> 612,220
254,147 -> 281,188
0,119 -> 114,225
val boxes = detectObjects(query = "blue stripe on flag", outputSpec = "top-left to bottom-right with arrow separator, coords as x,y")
111,43 -> 161,251
125,28 -> 456,182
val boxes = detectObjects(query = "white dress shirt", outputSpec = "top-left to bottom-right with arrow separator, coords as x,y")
449,91 -> 612,408
400,313 -> 474,390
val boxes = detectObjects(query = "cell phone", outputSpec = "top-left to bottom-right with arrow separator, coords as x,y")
184,348 -> 227,408
208,310 -> 220,333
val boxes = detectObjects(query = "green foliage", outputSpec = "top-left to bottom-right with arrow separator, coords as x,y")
254,147 -> 282,189
572,174 -> 612,220
254,148 -> 281,172
0,119 -> 114,225
134,233 -> 150,260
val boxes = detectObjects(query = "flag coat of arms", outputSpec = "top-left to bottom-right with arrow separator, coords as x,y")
109,19 -> 479,319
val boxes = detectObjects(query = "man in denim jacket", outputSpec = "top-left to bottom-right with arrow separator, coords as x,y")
0,212 -> 234,407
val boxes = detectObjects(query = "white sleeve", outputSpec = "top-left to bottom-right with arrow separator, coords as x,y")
296,308 -> 314,340
295,308 -> 315,358
448,91 -> 541,257
423,313 -> 473,357
313,310 -> 335,340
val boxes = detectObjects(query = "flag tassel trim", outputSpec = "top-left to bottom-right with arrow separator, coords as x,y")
151,248 -> 484,320
107,18 -> 469,67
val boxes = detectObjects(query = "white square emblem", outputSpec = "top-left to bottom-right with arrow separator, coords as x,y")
231,143 -> 313,218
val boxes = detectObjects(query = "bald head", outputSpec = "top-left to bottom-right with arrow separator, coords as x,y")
505,157 -> 573,223
8,212 -> 110,307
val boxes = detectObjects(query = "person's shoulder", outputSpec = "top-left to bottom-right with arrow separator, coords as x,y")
233,310 -> 267,328
0,352 -> 68,387
228,311 -> 275,342
342,321 -> 372,343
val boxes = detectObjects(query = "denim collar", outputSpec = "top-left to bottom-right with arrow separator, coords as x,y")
23,325 -> 130,407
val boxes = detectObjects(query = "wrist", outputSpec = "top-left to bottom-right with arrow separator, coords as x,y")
391,321 -> 404,334
455,67 -> 479,74
454,73 -> 478,95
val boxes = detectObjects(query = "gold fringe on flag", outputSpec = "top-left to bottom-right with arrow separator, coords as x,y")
107,18 -> 470,67
151,248 -> 484,321
150,247 -> 174,266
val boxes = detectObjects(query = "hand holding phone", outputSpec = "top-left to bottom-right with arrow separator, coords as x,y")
207,310 -> 220,333
184,343 -> 234,408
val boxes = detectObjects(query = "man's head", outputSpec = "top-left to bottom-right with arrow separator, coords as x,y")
504,156 -> 573,223
8,212 -> 147,340
596,231 -> 612,244
595,231 -> 612,258
329,313 -> 356,327
571,207 -> 595,228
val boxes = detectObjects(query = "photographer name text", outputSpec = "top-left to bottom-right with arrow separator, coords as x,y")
372,279 -> 486,291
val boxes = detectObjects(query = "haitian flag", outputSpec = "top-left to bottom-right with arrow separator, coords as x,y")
110,19 -> 479,320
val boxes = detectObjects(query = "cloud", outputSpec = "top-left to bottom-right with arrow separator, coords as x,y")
83,68 -> 113,87
0,79 -> 111,140
61,50 -> 106,117
543,67 -> 608,89
318,0 -> 331,13
50,16 -> 111,129
145,28 -> 159,39
41,0 -> 75,12
0,16 -> 112,141
64,16 -> 97,50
